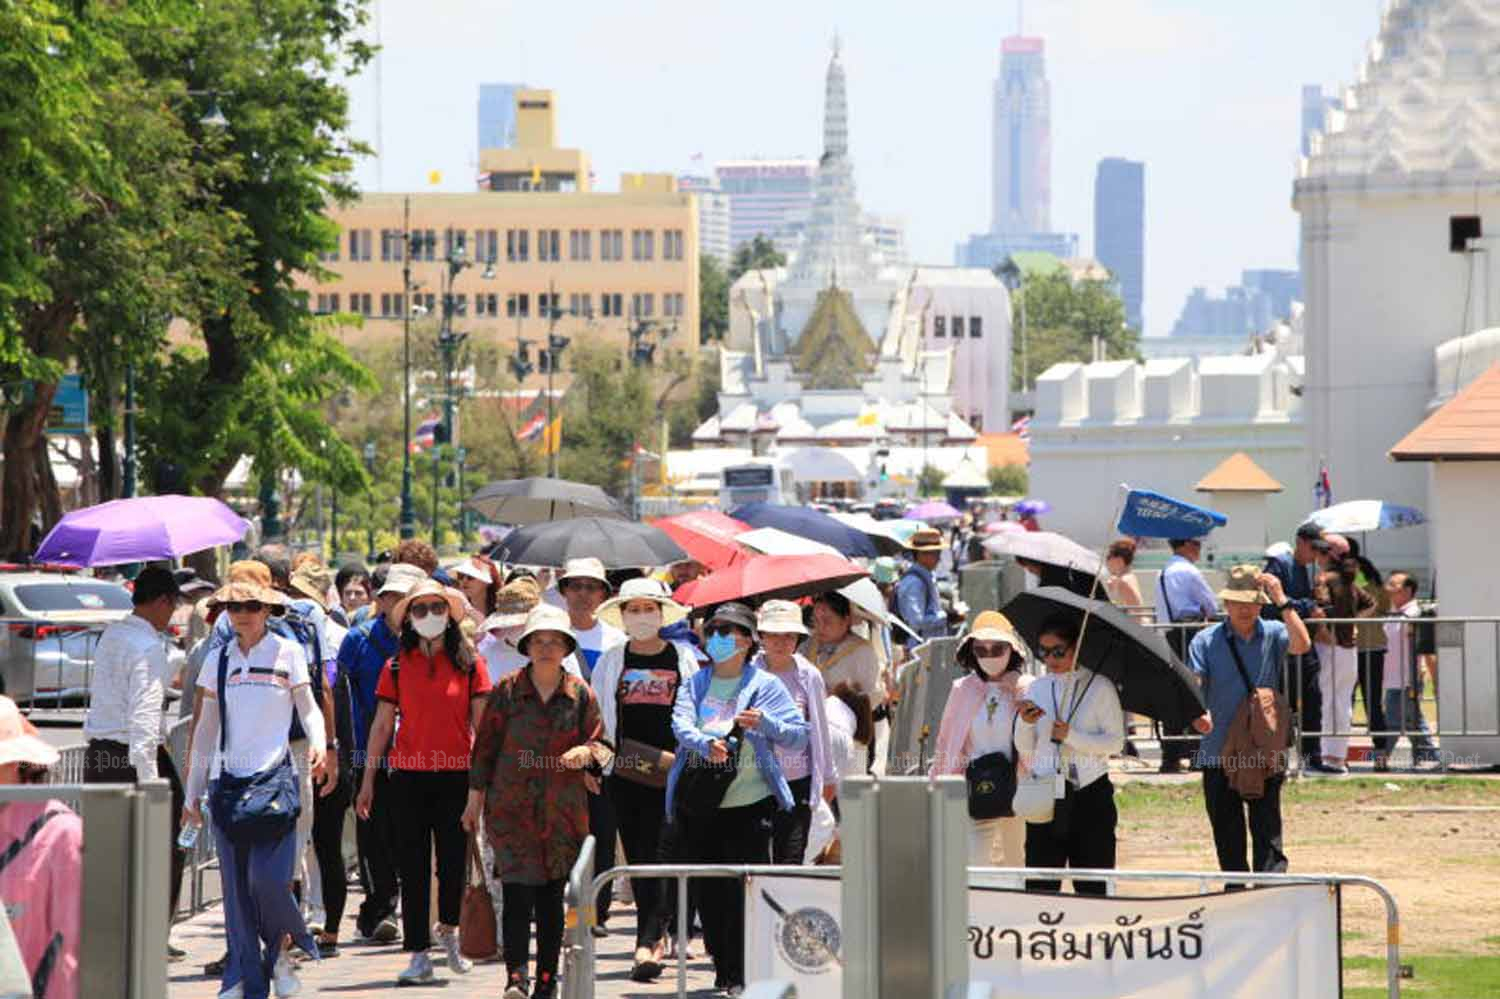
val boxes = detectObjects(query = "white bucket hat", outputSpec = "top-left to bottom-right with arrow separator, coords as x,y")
558,557 -> 610,589
597,576 -> 688,629
378,562 -> 429,597
517,604 -> 579,657
756,599 -> 809,636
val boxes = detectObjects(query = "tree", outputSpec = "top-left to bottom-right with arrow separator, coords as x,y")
728,235 -> 786,283
555,343 -> 653,497
988,463 -> 1028,496
917,464 -> 945,498
1012,270 -> 1140,391
699,254 -> 729,343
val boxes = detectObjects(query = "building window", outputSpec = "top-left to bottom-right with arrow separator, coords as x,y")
506,293 -> 530,318
934,315 -> 946,338
537,292 -> 560,317
539,348 -> 560,374
391,292 -> 405,316
602,293 -> 623,317
379,229 -> 403,262
348,229 -> 373,261
420,229 -> 437,261
479,293 -> 499,316
315,293 -> 340,313
536,229 -> 560,262
970,315 -> 982,338
444,228 -> 470,259
318,242 -> 340,262
449,294 -> 468,317
568,293 -> 592,317
568,229 -> 592,261
600,229 -> 624,261
347,292 -> 372,316
474,229 -> 498,265
507,229 -> 529,262
379,293 -> 393,317
663,229 -> 684,261
415,292 -> 435,314
663,292 -> 685,318
951,316 -> 964,338
631,293 -> 655,318
631,229 -> 655,261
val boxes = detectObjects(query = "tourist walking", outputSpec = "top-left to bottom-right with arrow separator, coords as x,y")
1015,614 -> 1125,896
333,564 -> 372,626
1154,536 -> 1217,772
465,604 -> 608,999
805,591 -> 883,769
1313,537 -> 1370,774
667,602 -> 809,995
1188,566 -> 1308,875
1381,572 -> 1441,767
183,578 -> 324,999
588,578 -> 700,980
1347,538 -> 1391,769
356,580 -> 492,985
930,611 -> 1033,867
894,529 -> 949,647
1102,539 -> 1144,609
1263,523 -> 1331,768
753,600 -> 837,865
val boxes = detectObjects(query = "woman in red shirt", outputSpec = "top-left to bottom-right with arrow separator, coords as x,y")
356,580 -> 491,986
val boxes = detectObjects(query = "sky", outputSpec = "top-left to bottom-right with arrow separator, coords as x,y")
342,0 -> 1383,338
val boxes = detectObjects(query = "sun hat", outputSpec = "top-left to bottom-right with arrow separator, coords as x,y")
289,562 -> 335,609
706,601 -> 757,636
480,577 -> 543,632
377,562 -> 428,597
0,696 -> 59,769
227,560 -> 275,588
171,567 -> 215,598
597,576 -> 688,629
206,580 -> 288,615
451,558 -> 496,585
1218,564 -> 1270,605
906,528 -> 945,552
869,557 -> 901,586
392,579 -> 468,630
957,610 -> 1028,660
517,604 -> 578,657
756,599 -> 808,636
558,557 -> 610,590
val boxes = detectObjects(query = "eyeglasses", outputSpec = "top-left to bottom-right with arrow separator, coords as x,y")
705,624 -> 743,638
1037,643 -> 1072,660
408,601 -> 448,619
972,642 -> 1012,657
225,601 -> 266,614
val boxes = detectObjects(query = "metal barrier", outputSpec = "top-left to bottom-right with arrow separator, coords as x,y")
561,834 -> 596,999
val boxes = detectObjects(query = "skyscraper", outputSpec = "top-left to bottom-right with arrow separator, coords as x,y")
1094,158 -> 1145,332
1300,84 -> 1340,157
477,83 -> 525,151
679,174 -> 733,265
714,160 -> 817,255
992,36 -> 1050,234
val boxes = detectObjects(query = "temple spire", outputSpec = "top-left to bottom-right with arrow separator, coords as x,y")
822,40 -> 848,160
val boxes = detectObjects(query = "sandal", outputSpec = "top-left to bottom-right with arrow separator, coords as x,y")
630,946 -> 663,981
315,933 -> 339,957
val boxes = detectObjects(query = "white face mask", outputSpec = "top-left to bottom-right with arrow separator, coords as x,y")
622,609 -> 663,642
412,611 -> 449,640
977,648 -> 1011,677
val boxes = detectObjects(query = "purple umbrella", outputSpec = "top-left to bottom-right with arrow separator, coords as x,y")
33,495 -> 251,567
905,500 -> 962,523
1014,498 -> 1052,517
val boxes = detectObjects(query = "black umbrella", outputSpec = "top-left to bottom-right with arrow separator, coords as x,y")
1002,586 -> 1206,729
465,477 -> 622,524
496,516 -> 687,569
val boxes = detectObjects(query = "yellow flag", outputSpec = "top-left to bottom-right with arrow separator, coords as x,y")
540,415 -> 563,455
427,169 -> 443,185
530,163 -> 542,188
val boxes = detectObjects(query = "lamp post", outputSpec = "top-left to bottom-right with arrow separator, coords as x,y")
122,363 -> 137,499
625,318 -> 678,518
399,197 -> 435,539
538,281 -> 584,478
455,445 -> 469,547
362,441 -> 377,560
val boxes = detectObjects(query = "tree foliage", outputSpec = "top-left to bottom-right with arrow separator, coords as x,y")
917,464 -> 945,498
699,254 -> 729,343
728,235 -> 787,283
988,463 -> 1028,496
1012,271 -> 1139,391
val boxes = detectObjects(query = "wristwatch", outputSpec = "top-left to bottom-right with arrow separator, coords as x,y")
1275,602 -> 1291,614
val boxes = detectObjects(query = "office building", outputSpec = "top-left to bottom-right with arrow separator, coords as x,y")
714,159 -> 816,255
1093,158 -> 1145,331
477,83 -> 525,152
1300,84 -> 1340,158
679,175 -> 732,266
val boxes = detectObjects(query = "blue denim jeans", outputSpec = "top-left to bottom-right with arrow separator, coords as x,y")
211,808 -> 318,998
1381,688 -> 1439,762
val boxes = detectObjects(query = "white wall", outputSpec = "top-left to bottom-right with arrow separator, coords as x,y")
916,276 -> 1013,434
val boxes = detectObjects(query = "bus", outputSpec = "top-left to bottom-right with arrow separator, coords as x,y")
719,459 -> 797,509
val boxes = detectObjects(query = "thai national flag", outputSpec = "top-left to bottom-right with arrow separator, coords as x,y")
515,412 -> 546,442
1010,415 -> 1031,441
410,416 -> 439,453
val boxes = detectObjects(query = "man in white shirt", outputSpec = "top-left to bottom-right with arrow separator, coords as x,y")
1379,572 -> 1440,768
83,566 -> 186,926
1154,536 -> 1218,772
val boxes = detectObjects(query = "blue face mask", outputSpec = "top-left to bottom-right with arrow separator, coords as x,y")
705,632 -> 740,664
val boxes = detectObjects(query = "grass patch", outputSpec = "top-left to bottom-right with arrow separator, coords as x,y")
1114,777 -> 1500,817
1346,955 -> 1500,997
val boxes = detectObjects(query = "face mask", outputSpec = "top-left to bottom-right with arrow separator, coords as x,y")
977,649 -> 1011,677
412,611 -> 448,640
705,632 -> 740,664
622,610 -> 663,642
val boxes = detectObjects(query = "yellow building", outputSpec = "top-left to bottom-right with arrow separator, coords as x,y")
301,88 -> 699,387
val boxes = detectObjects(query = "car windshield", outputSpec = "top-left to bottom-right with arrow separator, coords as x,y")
12,582 -> 132,613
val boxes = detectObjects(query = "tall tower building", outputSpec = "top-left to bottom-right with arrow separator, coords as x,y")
477,82 -> 525,151
1093,158 -> 1145,331
992,36 -> 1051,234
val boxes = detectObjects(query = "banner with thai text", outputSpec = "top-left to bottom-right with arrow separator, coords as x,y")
746,874 -> 1340,997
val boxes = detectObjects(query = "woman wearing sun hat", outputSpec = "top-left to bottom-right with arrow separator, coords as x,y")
452,555 -> 503,622
589,578 -> 700,981
465,604 -> 608,999
356,579 -> 492,986
183,577 -> 325,999
930,611 -> 1034,867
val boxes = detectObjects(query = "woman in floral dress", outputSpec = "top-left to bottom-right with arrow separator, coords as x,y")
465,604 -> 608,999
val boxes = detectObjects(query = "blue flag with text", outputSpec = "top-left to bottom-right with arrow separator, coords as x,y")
1116,488 -> 1227,540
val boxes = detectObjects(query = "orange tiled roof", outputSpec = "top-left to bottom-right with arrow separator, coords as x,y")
977,432 -> 1029,468
1391,362 -> 1500,461
1194,452 -> 1283,493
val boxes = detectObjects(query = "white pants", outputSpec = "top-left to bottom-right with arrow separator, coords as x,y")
1318,644 -> 1358,761
291,740 -> 315,891
968,816 -> 1026,867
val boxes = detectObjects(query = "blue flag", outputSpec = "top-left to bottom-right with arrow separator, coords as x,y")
1117,488 -> 1227,540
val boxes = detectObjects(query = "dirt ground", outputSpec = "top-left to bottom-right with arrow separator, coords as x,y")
1107,771 -> 1500,968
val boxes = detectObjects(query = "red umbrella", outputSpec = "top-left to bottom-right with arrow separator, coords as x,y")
674,553 -> 868,608
652,511 -> 751,571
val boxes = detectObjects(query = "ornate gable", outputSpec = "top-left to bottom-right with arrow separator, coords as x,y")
792,287 -> 876,390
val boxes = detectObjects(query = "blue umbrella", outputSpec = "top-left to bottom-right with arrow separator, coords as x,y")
1307,500 -> 1426,533
728,503 -> 879,559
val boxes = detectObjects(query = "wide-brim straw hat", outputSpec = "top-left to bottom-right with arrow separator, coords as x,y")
756,599 -> 808,636
597,577 -> 688,629
391,579 -> 469,631
517,604 -> 579,657
907,528 -> 945,552
289,563 -> 335,609
0,697 -> 59,768
206,581 -> 288,616
957,610 -> 1027,659
481,577 -> 543,631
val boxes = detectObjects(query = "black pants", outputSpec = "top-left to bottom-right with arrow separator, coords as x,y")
587,788 -> 616,924
1356,650 -> 1389,753
1024,776 -> 1116,896
311,776 -> 349,934
675,797 -> 774,988
353,766 -> 401,936
392,769 -> 468,952
84,740 -> 184,920
1202,767 -> 1287,876
771,776 -> 813,865
1161,625 -> 1203,769
502,880 -> 564,979
608,774 -> 674,949
1287,651 -> 1323,764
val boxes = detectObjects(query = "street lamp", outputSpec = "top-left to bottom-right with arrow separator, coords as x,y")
537,281 -> 587,478
625,318 -> 678,517
362,441 -> 377,560
399,197 -> 435,539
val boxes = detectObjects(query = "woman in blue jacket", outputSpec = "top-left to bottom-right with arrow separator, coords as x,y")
666,601 -> 808,996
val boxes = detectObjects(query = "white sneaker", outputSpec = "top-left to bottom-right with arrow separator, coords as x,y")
272,955 -> 301,997
439,927 -> 472,975
396,951 -> 435,986
217,985 -> 244,999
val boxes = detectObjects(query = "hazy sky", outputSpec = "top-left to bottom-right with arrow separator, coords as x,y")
343,0 -> 1382,337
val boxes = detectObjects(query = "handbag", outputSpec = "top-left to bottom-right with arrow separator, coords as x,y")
210,647 -> 301,844
964,713 -> 1018,819
613,666 -> 677,790
674,688 -> 756,821
458,834 -> 498,960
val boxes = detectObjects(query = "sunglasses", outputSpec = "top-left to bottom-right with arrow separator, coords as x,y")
705,624 -> 744,638
408,601 -> 449,619
972,642 -> 1012,657
225,601 -> 266,614
1038,643 -> 1072,660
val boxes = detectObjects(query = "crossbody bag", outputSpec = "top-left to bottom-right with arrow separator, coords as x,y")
1224,633 -> 1291,789
965,710 -> 1019,819
209,645 -> 301,845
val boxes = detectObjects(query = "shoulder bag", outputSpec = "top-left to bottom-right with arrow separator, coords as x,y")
964,711 -> 1018,819
1224,633 -> 1291,791
614,655 -> 677,789
209,646 -> 301,845
458,833 -> 498,960
674,686 -> 756,821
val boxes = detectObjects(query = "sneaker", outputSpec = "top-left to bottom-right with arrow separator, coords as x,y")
305,906 -> 326,935
216,985 -> 244,999
166,942 -> 186,963
204,953 -> 229,977
396,951 -> 435,986
724,987 -> 745,998
272,955 -> 301,997
532,970 -> 558,999
438,927 -> 471,975
373,917 -> 400,944
503,971 -> 529,999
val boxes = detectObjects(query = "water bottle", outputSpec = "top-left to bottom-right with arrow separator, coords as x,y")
177,794 -> 207,851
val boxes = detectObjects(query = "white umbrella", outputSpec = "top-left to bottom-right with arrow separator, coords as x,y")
982,530 -> 1103,577
839,576 -> 918,640
1307,500 -> 1426,534
736,526 -> 842,558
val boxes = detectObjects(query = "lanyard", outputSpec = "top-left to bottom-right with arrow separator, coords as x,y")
1050,668 -> 1098,729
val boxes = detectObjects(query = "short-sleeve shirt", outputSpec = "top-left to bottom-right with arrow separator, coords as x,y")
572,620 -> 625,681
699,674 -> 770,809
1188,620 -> 1289,767
197,632 -> 311,778
618,644 -> 682,753
376,646 -> 492,771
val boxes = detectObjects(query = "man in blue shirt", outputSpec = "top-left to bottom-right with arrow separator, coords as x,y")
1189,565 -> 1310,876
1155,536 -> 1218,772
894,529 -> 948,649
1263,522 -> 1332,768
